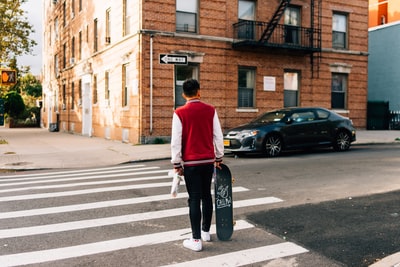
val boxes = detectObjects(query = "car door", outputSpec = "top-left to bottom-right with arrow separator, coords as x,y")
312,109 -> 334,144
282,110 -> 318,148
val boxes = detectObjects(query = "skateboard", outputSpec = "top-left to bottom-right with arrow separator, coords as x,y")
214,163 -> 234,241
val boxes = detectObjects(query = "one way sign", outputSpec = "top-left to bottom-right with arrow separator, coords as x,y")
159,54 -> 187,65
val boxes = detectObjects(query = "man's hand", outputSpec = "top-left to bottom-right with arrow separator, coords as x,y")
215,160 -> 223,170
174,166 -> 184,176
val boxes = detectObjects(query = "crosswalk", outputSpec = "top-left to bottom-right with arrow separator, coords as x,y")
0,164 -> 309,266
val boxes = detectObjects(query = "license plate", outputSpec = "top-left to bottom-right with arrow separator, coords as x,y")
223,139 -> 230,147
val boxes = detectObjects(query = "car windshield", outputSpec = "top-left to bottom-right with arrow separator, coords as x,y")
251,111 -> 287,123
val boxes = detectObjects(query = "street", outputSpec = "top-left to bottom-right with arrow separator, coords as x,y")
0,144 -> 399,266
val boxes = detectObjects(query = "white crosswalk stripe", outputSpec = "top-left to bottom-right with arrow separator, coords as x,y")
0,164 -> 308,267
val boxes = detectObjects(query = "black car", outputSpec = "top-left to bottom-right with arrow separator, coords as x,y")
223,107 -> 356,157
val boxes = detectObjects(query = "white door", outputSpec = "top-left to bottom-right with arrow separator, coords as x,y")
82,82 -> 92,136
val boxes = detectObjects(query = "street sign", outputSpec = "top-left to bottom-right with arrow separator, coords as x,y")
159,54 -> 188,65
1,69 -> 17,86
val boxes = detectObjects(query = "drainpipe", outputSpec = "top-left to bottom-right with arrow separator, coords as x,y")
150,34 -> 153,135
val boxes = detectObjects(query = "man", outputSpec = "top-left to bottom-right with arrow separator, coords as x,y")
171,78 -> 224,251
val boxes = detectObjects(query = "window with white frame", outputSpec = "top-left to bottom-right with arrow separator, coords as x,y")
331,73 -> 347,109
123,0 -> 132,36
176,0 -> 198,33
332,13 -> 347,49
284,71 -> 299,107
238,67 -> 255,108
122,64 -> 129,107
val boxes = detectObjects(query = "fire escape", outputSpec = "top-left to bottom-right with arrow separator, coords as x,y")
233,0 -> 322,76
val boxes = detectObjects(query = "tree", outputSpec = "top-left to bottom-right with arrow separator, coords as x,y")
0,0 -> 37,64
4,90 -> 25,118
19,73 -> 42,98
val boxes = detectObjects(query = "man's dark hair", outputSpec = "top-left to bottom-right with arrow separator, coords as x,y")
182,79 -> 200,97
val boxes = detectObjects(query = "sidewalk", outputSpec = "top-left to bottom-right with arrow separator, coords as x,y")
0,128 -> 399,171
0,128 -> 171,170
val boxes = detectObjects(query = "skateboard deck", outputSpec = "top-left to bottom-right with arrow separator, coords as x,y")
214,163 -> 233,241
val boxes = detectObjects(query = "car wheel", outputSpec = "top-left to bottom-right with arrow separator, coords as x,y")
333,131 -> 351,151
263,134 -> 282,157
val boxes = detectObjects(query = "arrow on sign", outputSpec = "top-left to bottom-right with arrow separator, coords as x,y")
159,54 -> 188,65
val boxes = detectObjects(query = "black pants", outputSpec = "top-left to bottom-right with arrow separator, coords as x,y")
184,164 -> 214,239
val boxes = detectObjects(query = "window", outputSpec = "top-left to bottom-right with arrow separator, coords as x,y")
238,67 -> 255,108
284,71 -> 299,107
291,111 -> 315,122
238,0 -> 255,39
284,6 -> 300,44
122,64 -> 129,107
78,31 -> 82,60
331,73 -> 347,109
71,0 -> 75,18
71,82 -> 75,109
105,71 -> 110,105
123,0 -> 132,36
106,8 -> 111,44
63,43 -> 67,69
63,2 -> 66,27
174,65 -> 199,108
79,0 -> 82,12
93,75 -> 98,104
93,18 -> 98,52
176,0 -> 198,33
71,36 -> 75,62
62,80 -> 66,110
54,18 -> 59,42
78,79 -> 82,105
54,54 -> 59,77
332,13 -> 347,49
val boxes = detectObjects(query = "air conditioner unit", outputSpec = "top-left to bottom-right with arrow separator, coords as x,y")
70,58 -> 75,65
105,37 -> 111,44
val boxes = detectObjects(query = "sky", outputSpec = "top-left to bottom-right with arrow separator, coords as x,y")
18,0 -> 43,76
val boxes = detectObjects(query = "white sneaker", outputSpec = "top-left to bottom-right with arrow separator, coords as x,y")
183,238 -> 202,251
201,231 -> 211,242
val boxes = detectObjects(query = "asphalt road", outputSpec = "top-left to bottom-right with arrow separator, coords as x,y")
0,144 -> 399,266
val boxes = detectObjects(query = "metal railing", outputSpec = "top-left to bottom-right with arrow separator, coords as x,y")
390,110 -> 400,130
233,20 -> 321,51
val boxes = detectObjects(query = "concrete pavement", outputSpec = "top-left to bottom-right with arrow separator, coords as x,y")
0,127 -> 399,171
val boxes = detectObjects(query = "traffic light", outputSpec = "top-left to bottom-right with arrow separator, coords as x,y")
1,69 -> 17,86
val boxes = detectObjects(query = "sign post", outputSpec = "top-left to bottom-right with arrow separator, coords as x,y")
159,54 -> 188,65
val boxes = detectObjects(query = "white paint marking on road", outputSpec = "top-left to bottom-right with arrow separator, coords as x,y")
0,194 -> 276,238
0,164 -> 147,180
0,167 -> 163,187
0,182 -> 174,202
161,242 -> 309,267
0,174 -> 170,193
233,197 -> 283,208
0,187 -> 250,219
0,220 -> 254,267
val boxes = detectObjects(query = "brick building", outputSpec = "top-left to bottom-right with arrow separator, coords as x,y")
42,0 -> 368,144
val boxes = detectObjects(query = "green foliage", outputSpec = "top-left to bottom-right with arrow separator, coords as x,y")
4,90 -> 25,118
19,73 -> 42,97
0,0 -> 37,63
